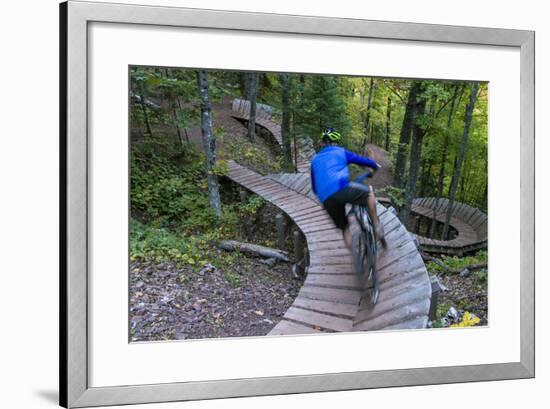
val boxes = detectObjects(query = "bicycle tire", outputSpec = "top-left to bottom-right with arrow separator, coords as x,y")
365,224 -> 379,305
352,230 -> 368,289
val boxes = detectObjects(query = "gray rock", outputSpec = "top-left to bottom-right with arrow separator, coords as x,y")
460,268 -> 471,278
446,306 -> 460,323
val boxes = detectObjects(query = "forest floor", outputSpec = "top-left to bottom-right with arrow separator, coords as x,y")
425,251 -> 488,328
130,257 -> 303,341
437,272 -> 488,326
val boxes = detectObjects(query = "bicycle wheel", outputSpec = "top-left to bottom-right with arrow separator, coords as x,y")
351,230 -> 368,289
365,224 -> 379,305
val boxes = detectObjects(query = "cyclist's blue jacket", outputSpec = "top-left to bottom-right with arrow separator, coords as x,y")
310,146 -> 380,203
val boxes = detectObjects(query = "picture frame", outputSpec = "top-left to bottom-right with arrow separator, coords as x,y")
60,1 -> 535,407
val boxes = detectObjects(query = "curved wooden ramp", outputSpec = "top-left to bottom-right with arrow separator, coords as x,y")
411,197 -> 488,255
231,99 -> 315,173
231,99 -> 283,146
227,161 -> 431,335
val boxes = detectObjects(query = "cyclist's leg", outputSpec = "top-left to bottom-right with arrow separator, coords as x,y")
322,196 -> 351,248
344,183 -> 387,248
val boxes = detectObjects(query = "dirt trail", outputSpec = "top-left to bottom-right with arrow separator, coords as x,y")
363,143 -> 394,191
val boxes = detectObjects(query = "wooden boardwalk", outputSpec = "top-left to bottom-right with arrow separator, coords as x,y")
231,99 -> 315,173
411,197 -> 488,256
227,161 -> 431,335
231,99 -> 283,146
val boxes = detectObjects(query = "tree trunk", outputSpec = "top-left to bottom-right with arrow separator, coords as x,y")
162,69 -> 184,149
279,73 -> 293,170
419,159 -> 433,198
239,72 -> 248,97
362,78 -> 376,151
385,95 -> 392,151
481,179 -> 488,212
442,82 -> 479,239
175,97 -> 191,146
196,70 -> 222,219
394,81 -> 421,188
399,90 -> 427,224
139,83 -> 153,138
247,73 -> 259,141
430,84 -> 461,237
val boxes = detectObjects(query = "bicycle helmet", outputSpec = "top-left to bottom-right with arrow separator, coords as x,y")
321,127 -> 342,143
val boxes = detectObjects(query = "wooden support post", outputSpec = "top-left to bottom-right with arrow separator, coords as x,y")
238,186 -> 248,203
292,228 -> 305,277
428,275 -> 444,322
414,215 -> 422,234
238,187 -> 251,239
275,212 -> 287,250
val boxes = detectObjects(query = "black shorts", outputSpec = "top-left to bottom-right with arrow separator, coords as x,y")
322,182 -> 371,230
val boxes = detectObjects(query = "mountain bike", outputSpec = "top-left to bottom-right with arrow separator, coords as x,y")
350,171 -> 380,305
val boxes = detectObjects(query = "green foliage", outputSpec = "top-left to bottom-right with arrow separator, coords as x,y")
131,148 -> 217,232
223,271 -> 241,288
473,269 -> 488,283
130,219 -> 208,267
427,250 -> 488,274
377,186 -> 406,209
238,195 -> 266,217
434,302 -> 453,325
298,75 -> 352,142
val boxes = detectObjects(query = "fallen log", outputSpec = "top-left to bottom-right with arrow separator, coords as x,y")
217,240 -> 289,262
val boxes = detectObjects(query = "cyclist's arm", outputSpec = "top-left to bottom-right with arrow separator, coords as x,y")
344,149 -> 380,170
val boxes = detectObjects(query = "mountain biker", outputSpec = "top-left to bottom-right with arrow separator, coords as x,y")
310,127 -> 387,250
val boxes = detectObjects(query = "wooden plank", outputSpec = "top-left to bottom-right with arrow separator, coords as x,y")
307,255 -> 353,266
293,297 -> 358,318
301,223 -> 338,234
228,172 -> 260,184
296,178 -> 313,194
376,242 -> 421,275
353,299 -> 431,331
310,247 -> 352,257
356,280 -> 430,324
291,205 -> 325,218
305,273 -> 358,290
227,167 -> 256,178
301,218 -> 335,228
383,316 -> 429,330
252,184 -> 290,195
378,266 -> 427,290
283,307 -> 352,332
298,177 -> 313,191
298,286 -> 361,305
307,241 -> 349,252
293,210 -> 326,222
240,179 -> 275,190
377,253 -> 424,285
306,264 -> 355,274
373,275 -> 431,306
268,320 -> 320,335
279,200 -> 319,214
260,190 -> 300,202
306,232 -> 344,243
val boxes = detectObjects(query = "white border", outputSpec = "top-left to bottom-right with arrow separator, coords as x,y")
89,22 -> 520,387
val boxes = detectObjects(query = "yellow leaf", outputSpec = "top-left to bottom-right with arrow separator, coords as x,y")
450,311 -> 481,328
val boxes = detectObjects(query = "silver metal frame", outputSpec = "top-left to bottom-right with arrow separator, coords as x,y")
60,1 -> 535,407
